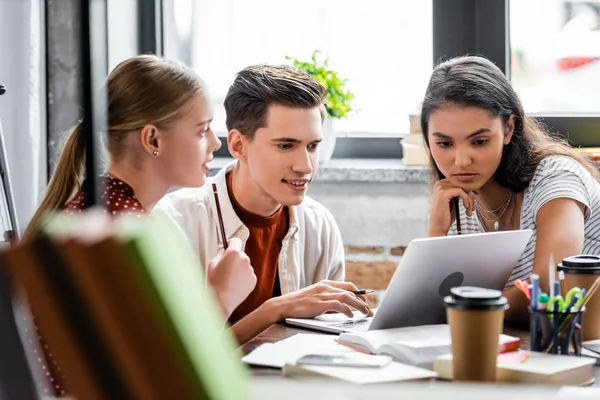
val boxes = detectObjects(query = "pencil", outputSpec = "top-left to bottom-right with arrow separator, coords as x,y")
212,183 -> 228,250
558,270 -> 568,297
452,198 -> 461,234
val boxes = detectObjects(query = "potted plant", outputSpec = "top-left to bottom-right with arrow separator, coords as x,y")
286,50 -> 355,164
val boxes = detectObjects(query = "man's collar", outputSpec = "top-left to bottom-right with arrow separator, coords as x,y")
210,160 -> 300,240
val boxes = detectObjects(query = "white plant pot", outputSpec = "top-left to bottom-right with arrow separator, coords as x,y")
319,118 -> 336,165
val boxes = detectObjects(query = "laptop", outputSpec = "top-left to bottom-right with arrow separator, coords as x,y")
286,229 -> 533,333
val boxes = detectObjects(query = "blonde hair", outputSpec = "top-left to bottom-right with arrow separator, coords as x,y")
24,55 -> 207,238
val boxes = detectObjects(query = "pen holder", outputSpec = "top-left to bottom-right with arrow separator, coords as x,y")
529,307 -> 585,355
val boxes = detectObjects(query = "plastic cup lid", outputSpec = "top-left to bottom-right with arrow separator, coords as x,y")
444,286 -> 508,310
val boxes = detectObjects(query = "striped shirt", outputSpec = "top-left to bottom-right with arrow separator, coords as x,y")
448,156 -> 600,288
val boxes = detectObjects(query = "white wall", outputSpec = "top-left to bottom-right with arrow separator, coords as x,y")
0,0 -> 46,236
309,182 -> 431,247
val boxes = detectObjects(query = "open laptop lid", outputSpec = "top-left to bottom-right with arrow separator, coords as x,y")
370,229 -> 533,330
286,230 -> 532,334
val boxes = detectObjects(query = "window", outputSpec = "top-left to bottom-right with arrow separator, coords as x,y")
432,0 -> 600,148
163,0 -> 433,137
107,0 -> 139,71
510,0 -> 600,115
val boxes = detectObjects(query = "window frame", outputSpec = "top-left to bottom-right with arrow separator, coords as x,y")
139,0 -> 163,55
80,0 -> 110,206
433,0 -> 600,148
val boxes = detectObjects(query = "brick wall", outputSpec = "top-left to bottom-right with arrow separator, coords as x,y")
344,246 -> 406,308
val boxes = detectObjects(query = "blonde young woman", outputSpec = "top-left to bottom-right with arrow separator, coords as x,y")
24,55 -> 256,396
26,54 -> 256,315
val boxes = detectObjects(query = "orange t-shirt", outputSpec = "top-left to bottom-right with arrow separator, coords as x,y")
227,172 -> 288,325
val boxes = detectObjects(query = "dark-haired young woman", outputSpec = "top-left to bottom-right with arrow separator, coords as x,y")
421,55 -> 600,321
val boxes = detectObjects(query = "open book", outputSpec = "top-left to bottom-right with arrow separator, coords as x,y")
338,325 -> 520,368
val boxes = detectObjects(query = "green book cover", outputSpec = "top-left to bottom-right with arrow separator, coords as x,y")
117,212 -> 253,400
42,210 -> 253,399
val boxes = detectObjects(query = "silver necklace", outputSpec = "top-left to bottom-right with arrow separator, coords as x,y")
475,192 -> 514,231
480,194 -> 516,232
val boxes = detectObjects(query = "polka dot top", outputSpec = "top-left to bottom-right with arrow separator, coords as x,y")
33,174 -> 145,397
65,174 -> 146,215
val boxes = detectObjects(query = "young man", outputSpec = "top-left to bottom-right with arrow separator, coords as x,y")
155,64 -> 370,344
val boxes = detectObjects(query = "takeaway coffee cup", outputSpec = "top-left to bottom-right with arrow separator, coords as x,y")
444,286 -> 508,382
557,255 -> 600,341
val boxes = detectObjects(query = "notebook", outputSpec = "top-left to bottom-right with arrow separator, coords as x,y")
282,360 -> 437,384
337,325 -> 520,368
47,219 -> 196,398
119,213 -> 251,399
434,351 -> 596,386
2,229 -> 117,399
2,211 -> 253,400
241,333 -> 356,368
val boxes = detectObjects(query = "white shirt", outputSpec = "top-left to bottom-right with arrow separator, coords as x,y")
449,156 -> 600,288
154,161 -> 345,295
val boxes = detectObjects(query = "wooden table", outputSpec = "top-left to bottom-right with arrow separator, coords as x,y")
241,323 -> 600,385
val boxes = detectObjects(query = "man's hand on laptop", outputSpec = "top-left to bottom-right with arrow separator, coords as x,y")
230,280 -> 372,345
267,280 -> 372,320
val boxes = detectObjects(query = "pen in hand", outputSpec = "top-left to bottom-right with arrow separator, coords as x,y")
351,289 -> 374,296
451,197 -> 461,234
212,183 -> 228,250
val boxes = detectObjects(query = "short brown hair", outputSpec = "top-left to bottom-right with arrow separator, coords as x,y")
224,64 -> 327,139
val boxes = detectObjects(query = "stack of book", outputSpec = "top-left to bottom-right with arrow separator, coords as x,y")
0,210 -> 251,399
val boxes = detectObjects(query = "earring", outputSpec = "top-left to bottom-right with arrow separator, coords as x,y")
152,150 -> 159,157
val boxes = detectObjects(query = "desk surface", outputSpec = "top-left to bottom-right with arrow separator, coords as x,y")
242,323 -> 600,385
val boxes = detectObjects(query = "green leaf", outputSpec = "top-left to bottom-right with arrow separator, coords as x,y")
286,49 -> 355,119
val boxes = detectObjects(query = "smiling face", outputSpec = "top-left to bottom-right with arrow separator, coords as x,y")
427,105 -> 514,191
233,104 -> 322,210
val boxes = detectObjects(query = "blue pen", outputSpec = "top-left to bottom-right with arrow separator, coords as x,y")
564,294 -> 579,313
530,274 -> 540,351
553,282 -> 561,306
537,293 -> 551,349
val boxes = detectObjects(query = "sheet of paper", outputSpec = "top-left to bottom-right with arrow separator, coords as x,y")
241,333 -> 354,368
293,361 -> 437,384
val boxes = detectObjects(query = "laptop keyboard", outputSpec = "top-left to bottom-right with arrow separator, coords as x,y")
329,319 -> 372,331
